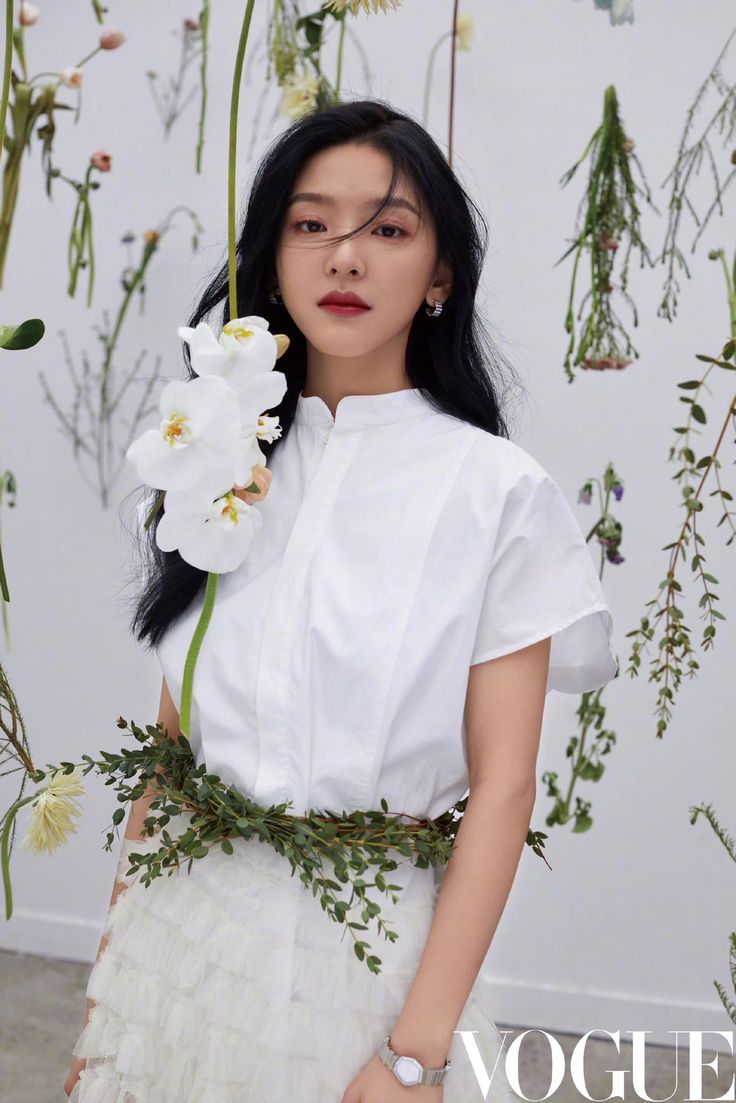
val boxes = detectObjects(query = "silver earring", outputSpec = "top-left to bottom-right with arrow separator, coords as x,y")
425,299 -> 443,317
268,286 -> 283,305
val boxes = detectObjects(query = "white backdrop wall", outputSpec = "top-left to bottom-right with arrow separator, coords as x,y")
1,0 -> 734,1049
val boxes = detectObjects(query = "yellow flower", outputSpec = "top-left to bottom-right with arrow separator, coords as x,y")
21,768 -> 86,855
281,72 -> 322,120
322,0 -> 402,15
455,14 -> 473,51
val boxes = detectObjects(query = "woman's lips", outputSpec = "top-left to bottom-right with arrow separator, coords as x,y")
319,302 -> 371,316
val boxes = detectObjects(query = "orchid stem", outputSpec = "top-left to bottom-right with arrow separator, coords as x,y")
227,0 -> 256,321
178,570 -> 219,738
179,0 -> 255,737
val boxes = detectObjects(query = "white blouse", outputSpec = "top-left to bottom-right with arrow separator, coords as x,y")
154,386 -> 618,822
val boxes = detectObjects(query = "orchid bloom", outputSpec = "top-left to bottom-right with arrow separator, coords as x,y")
125,374 -> 245,494
178,316 -> 280,390
156,477 -> 265,573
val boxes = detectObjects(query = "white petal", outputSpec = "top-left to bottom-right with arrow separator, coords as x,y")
180,321 -> 230,377
229,315 -> 272,331
232,436 -> 264,487
175,498 -> 264,572
126,428 -> 214,490
236,369 -> 288,430
218,328 -> 279,389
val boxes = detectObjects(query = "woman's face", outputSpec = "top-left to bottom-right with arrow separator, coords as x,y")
274,142 -> 452,365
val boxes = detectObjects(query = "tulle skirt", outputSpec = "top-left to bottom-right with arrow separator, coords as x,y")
69,811 -> 514,1102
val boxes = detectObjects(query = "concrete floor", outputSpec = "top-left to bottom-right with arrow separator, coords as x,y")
2,947 -> 734,1102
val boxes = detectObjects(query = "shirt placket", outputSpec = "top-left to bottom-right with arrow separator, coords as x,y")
252,422 -> 360,812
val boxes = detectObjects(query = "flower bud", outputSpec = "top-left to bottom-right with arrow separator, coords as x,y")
234,464 -> 272,503
59,66 -> 83,88
18,2 -> 40,26
99,27 -> 126,50
91,149 -> 112,172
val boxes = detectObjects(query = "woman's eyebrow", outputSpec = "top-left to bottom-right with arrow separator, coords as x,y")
285,191 -> 420,218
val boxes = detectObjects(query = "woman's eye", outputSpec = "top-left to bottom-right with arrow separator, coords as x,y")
293,219 -> 405,239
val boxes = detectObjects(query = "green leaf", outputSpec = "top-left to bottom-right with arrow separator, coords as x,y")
0,318 -> 45,350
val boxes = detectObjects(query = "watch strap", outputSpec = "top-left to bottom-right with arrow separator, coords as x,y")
378,1035 -> 452,1087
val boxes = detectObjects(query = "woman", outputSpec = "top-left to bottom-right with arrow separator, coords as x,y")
65,98 -> 618,1102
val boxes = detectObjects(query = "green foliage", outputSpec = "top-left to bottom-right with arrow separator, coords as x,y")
62,714 -> 465,975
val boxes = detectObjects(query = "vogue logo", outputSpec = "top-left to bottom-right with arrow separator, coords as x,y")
454,1029 -> 736,1101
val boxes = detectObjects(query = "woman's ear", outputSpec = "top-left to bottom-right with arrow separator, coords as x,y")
430,257 -> 453,303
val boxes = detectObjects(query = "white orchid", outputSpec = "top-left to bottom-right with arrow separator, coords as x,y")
178,316 -> 279,392
125,374 -> 244,495
174,315 -> 287,484
156,478 -> 264,573
233,367 -> 287,449
126,316 -> 288,573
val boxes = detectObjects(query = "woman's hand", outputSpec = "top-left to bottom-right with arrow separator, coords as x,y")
63,1054 -> 86,1098
340,1053 -> 444,1103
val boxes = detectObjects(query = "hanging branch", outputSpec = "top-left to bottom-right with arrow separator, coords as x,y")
38,208 -> 204,508
625,329 -> 736,739
555,84 -> 658,382
656,24 -> 736,322
690,802 -> 736,1025
542,463 -> 624,833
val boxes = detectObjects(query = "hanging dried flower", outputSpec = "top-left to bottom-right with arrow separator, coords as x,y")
21,769 -> 86,854
322,0 -> 402,15
581,355 -> 632,371
281,71 -> 322,120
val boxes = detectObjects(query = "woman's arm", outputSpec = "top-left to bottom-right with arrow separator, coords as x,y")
388,635 -> 550,1066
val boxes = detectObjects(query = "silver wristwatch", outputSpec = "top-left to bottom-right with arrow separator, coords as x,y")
378,1035 -> 452,1087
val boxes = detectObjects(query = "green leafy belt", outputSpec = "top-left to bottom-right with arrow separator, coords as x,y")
41,716 -> 464,975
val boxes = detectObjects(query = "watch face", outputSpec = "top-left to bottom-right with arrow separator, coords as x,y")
394,1056 -> 423,1086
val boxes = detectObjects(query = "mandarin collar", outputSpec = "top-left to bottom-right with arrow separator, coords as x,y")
294,387 -> 430,429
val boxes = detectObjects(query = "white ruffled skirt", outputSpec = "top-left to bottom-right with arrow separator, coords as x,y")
69,811 -> 515,1102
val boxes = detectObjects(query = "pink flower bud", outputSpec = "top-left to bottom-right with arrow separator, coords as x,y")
91,150 -> 112,172
59,66 -> 83,88
234,464 -> 272,504
18,2 -> 40,26
99,27 -> 126,50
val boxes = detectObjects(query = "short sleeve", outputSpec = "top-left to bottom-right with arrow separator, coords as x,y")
470,464 -> 618,695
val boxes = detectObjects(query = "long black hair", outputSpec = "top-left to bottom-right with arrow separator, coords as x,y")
128,97 -> 522,651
